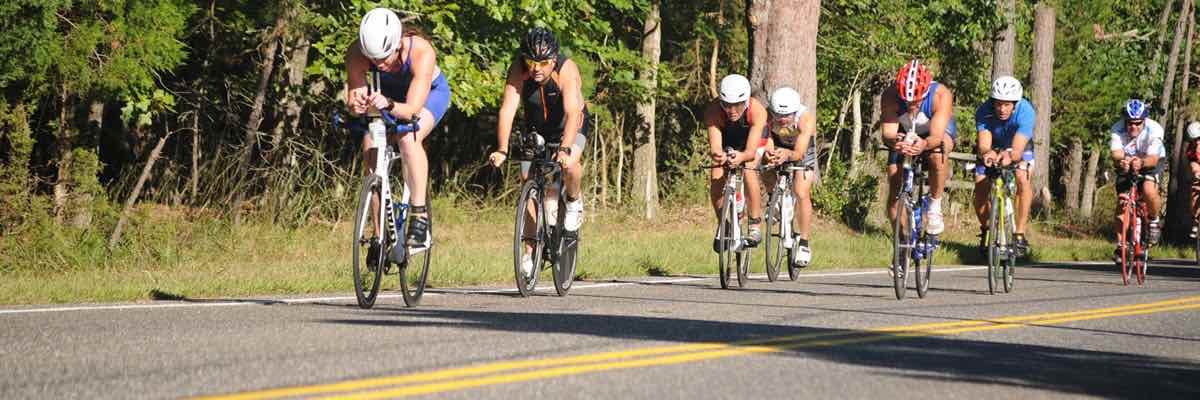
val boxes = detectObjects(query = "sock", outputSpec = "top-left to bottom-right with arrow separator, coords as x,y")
928,196 -> 942,212
798,238 -> 809,247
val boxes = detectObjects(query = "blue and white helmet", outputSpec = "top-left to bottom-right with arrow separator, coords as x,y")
1124,99 -> 1149,120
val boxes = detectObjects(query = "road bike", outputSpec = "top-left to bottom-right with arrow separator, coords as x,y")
981,164 -> 1017,294
1115,172 -> 1151,286
891,147 -> 937,300
509,130 -> 580,297
711,148 -> 754,289
764,162 -> 809,282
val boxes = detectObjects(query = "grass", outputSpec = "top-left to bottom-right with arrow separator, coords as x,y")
0,200 -> 1194,305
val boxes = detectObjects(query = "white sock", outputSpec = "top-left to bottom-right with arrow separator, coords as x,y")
928,197 -> 942,213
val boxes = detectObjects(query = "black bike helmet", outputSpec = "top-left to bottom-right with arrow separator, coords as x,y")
521,27 -> 559,61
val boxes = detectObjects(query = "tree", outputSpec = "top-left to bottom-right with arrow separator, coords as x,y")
1030,3 -> 1055,210
992,0 -> 1017,81
633,0 -> 661,219
1167,0 -> 1197,242
761,0 -> 820,107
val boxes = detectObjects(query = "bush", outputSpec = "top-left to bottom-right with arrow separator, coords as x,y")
813,159 -> 878,230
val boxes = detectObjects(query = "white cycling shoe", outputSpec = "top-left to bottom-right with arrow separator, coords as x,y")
520,254 -> 534,277
793,244 -> 812,267
564,199 -> 585,232
925,209 -> 945,235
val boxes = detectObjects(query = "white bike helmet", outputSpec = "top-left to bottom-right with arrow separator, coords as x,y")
1188,121 -> 1200,140
769,87 -> 805,116
359,8 -> 402,60
719,74 -> 751,104
991,75 -> 1023,101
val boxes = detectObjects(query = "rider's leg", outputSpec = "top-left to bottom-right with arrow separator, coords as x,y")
710,168 -> 728,252
1191,162 -> 1200,225
562,140 -> 587,231
362,134 -> 382,236
394,107 -> 435,210
793,169 -> 814,241
1014,168 -> 1033,235
886,161 -> 901,226
745,158 -> 764,237
396,108 -> 436,245
923,143 -> 952,235
1143,178 -> 1163,244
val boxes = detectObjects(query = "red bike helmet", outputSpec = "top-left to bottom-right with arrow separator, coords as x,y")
896,59 -> 933,102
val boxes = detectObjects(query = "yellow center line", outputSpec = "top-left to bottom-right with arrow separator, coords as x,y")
197,295 -> 1200,400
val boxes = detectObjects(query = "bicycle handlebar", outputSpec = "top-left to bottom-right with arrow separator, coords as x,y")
332,110 -> 421,135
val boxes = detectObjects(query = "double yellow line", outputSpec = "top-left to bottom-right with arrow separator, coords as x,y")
199,295 -> 1200,400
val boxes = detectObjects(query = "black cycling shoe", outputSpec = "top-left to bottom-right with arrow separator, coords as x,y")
366,240 -> 382,272
1014,234 -> 1030,256
406,215 -> 431,248
977,229 -> 989,258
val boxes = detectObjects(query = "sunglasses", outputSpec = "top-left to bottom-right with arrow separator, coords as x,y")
720,100 -> 745,109
1127,119 -> 1145,127
524,58 -> 554,69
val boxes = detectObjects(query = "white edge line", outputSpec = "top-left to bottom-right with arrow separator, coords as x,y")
0,267 -> 986,315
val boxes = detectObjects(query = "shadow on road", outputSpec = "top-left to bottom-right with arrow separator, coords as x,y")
318,307 -> 1200,399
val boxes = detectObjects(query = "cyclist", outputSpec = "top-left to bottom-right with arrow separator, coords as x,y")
1110,99 -> 1165,245
1187,121 -> 1200,238
346,8 -> 451,253
972,76 -> 1036,255
880,59 -> 957,240
488,28 -> 589,276
761,86 -> 817,266
705,74 -> 768,252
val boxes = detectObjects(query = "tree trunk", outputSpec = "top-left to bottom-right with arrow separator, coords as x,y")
633,0 -> 661,219
709,0 -> 725,98
1161,0 -> 1191,125
762,0 -> 820,108
869,90 -> 882,157
992,0 -> 1017,81
746,0 -> 772,97
232,8 -> 288,221
1168,3 -> 1197,243
110,127 -> 174,248
272,32 -> 309,157
1152,0 -> 1179,77
53,90 -> 69,223
1031,3 -> 1055,209
1065,137 -> 1083,211
1080,144 -> 1101,218
849,87 -> 863,177
616,114 -> 625,203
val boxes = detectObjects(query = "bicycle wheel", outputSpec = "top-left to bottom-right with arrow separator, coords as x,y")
398,190 -> 432,307
513,180 -> 545,296
553,193 -> 578,296
736,240 -> 750,288
764,189 -> 782,282
717,194 -> 737,289
351,174 -> 385,309
891,192 -> 911,300
915,233 -> 933,298
987,194 -> 1001,295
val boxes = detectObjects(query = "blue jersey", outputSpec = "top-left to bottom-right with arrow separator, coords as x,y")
975,98 -> 1036,150
896,82 -> 958,139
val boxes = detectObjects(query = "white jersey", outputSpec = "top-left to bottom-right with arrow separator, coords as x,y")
1109,119 -> 1166,158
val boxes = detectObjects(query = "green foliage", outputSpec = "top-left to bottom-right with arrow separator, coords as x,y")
812,159 -> 878,230
0,103 -> 46,234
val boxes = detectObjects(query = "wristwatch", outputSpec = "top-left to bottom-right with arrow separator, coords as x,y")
558,146 -> 573,155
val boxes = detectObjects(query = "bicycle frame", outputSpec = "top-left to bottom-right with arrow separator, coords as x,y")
898,155 -> 932,261
722,166 -> 747,252
771,163 -> 808,249
1117,172 -> 1150,285
986,166 -> 1017,259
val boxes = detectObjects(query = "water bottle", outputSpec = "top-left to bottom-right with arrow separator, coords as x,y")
1005,198 -> 1014,224
735,190 -> 745,214
368,119 -> 387,147
545,185 -> 560,227
534,133 -> 546,153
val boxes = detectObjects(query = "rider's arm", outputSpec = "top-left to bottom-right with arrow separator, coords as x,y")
557,59 -> 585,149
496,61 -> 524,152
344,42 -> 370,115
1142,127 -> 1166,168
1008,101 -> 1036,156
387,37 -> 436,120
1109,124 -> 1127,162
879,87 -> 902,148
791,109 -> 817,162
738,99 -> 769,163
925,85 -> 953,150
705,103 -> 725,156
974,103 -> 994,155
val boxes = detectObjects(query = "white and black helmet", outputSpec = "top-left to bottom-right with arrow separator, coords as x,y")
719,74 -> 751,104
769,87 -> 804,116
1188,121 -> 1200,140
358,8 -> 402,60
991,76 -> 1023,101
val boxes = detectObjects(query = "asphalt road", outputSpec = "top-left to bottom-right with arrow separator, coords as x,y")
2,260 -> 1199,399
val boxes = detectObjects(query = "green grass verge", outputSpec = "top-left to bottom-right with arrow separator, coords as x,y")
0,202 -> 1194,305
